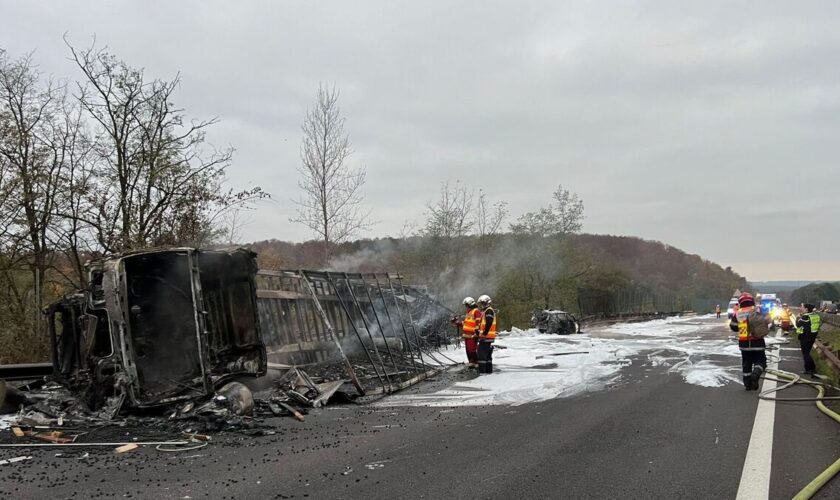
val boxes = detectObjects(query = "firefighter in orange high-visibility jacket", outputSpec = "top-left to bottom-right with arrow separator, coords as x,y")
476,295 -> 496,374
736,293 -> 768,391
457,297 -> 481,369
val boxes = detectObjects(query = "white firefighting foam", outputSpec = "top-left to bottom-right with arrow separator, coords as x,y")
378,314 -> 787,407
0,414 -> 16,431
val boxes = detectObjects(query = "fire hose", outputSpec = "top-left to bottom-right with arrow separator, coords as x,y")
758,368 -> 840,499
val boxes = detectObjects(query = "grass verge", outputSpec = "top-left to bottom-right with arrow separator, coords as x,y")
814,323 -> 840,411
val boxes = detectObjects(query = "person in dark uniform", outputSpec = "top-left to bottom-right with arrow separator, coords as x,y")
795,303 -> 821,377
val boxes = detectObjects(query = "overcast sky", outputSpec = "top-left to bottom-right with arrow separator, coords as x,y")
2,1 -> 839,281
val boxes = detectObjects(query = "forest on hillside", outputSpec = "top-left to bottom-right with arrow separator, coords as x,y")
250,232 -> 747,330
790,282 -> 840,306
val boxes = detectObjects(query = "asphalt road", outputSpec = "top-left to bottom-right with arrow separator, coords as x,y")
1,317 -> 839,499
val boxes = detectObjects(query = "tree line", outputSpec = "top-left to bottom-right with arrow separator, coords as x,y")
256,183 -> 746,330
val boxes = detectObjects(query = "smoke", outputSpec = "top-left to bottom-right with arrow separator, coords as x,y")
325,239 -> 399,272
321,234 -> 559,314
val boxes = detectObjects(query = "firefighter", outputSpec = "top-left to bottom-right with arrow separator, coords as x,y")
795,303 -> 821,377
457,296 -> 481,369
476,295 -> 496,374
779,303 -> 794,334
735,293 -> 768,391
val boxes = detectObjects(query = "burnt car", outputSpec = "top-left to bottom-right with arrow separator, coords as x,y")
531,309 -> 580,335
47,248 -> 267,411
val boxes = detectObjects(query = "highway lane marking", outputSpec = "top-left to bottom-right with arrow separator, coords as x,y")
735,334 -> 780,500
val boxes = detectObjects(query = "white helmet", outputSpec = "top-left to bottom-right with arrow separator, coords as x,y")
463,296 -> 476,307
477,294 -> 492,307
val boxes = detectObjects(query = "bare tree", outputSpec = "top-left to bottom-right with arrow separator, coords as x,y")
422,180 -> 474,239
291,84 -> 372,261
47,99 -> 98,288
510,184 -> 584,236
67,38 -> 261,253
0,50 -> 72,341
218,207 -> 254,246
505,184 -> 585,310
475,189 -> 508,237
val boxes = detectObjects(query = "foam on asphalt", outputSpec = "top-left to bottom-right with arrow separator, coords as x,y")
379,314 -> 791,406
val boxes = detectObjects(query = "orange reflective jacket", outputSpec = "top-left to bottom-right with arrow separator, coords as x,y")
462,308 -> 480,338
479,307 -> 497,340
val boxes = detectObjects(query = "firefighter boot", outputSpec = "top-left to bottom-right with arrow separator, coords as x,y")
743,374 -> 753,391
750,366 -> 764,391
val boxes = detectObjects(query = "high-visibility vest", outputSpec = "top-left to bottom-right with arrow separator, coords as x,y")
479,307 -> 496,340
736,306 -> 761,342
462,308 -> 480,338
796,312 -> 821,335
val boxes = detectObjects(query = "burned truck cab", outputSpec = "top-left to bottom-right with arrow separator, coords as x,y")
47,248 -> 267,410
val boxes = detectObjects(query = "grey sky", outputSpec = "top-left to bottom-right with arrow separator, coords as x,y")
2,1 -> 839,281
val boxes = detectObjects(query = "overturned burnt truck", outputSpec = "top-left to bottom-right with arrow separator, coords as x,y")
531,309 -> 581,335
43,248 -> 456,416
47,248 -> 267,412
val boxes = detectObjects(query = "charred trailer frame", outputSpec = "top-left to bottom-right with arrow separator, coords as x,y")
46,248 -> 267,409
256,270 -> 457,396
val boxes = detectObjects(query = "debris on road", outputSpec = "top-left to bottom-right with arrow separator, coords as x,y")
531,309 -> 581,335
0,455 -> 32,466
114,443 -> 138,454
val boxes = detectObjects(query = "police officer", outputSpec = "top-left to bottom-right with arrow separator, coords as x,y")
795,303 -> 821,377
476,295 -> 496,374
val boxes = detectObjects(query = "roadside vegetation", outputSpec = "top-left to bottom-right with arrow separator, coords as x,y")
814,322 -> 840,390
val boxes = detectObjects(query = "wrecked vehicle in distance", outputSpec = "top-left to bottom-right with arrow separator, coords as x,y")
47,248 -> 267,412
531,310 -> 581,335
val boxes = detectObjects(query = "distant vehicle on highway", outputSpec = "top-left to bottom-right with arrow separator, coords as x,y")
532,310 -> 580,335
726,298 -> 739,319
758,296 -> 781,317
822,302 -> 838,314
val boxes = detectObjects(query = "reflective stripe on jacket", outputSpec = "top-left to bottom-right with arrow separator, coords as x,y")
796,312 -> 821,336
479,307 -> 496,341
462,308 -> 480,338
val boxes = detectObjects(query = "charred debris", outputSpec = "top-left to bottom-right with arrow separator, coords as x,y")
1,247 -> 456,447
531,309 -> 581,335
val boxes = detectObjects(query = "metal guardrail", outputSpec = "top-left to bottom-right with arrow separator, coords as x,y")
0,363 -> 53,381
818,312 -> 840,328
816,312 -> 840,376
815,340 -> 840,377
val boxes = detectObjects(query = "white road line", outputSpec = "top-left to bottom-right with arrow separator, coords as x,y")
735,334 -> 780,500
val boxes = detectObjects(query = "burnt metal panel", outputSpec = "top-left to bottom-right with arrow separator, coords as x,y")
44,248 -> 267,410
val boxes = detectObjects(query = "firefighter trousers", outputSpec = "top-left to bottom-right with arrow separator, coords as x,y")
464,338 -> 478,367
477,341 -> 494,374
800,334 -> 817,373
740,349 -> 766,389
